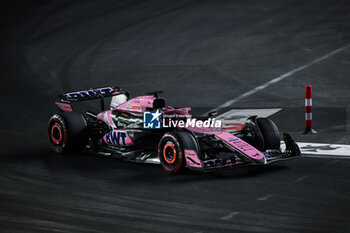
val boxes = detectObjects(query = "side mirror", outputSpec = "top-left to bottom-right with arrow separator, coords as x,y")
208,111 -> 218,118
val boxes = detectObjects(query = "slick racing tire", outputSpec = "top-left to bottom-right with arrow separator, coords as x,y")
242,117 -> 280,151
158,131 -> 197,174
256,117 -> 280,150
48,112 -> 88,153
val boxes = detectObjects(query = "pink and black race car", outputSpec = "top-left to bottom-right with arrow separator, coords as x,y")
48,86 -> 300,173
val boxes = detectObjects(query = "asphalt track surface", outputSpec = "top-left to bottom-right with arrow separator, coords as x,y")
1,1 -> 350,232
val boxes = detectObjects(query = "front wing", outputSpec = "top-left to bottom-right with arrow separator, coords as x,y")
186,133 -> 301,172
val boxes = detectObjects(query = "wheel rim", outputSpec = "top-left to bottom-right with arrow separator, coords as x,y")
51,124 -> 62,145
163,141 -> 177,164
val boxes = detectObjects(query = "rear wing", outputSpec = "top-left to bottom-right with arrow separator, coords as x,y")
55,86 -> 128,112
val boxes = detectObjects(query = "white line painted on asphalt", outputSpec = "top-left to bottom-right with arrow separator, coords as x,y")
294,175 -> 309,183
217,108 -> 282,122
217,108 -> 281,131
220,211 -> 239,220
257,194 -> 273,201
298,142 -> 350,157
280,141 -> 350,158
207,44 -> 350,113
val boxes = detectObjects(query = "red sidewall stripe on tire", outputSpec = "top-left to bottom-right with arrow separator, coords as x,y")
48,115 -> 68,153
51,124 -> 62,145
163,142 -> 177,164
159,134 -> 183,173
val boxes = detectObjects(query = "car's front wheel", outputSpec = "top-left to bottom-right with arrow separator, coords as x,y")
241,116 -> 280,151
158,132 -> 189,173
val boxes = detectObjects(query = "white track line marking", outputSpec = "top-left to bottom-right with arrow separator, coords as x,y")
280,141 -> 350,158
216,108 -> 281,131
294,175 -> 309,183
207,44 -> 350,113
220,211 -> 239,220
298,142 -> 350,157
217,108 -> 281,122
257,194 -> 273,201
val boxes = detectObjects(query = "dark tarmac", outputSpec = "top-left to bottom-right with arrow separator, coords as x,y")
1,1 -> 350,232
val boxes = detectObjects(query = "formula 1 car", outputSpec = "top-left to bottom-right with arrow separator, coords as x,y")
48,86 -> 301,173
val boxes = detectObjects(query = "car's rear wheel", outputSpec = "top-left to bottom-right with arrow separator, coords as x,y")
48,112 -> 88,153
